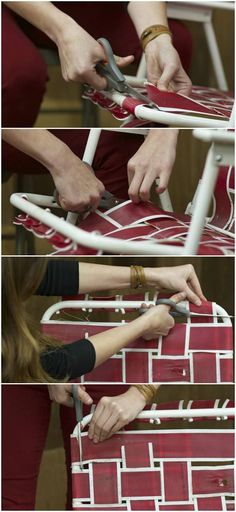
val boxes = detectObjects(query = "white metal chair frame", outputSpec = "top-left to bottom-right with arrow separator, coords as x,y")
41,299 -> 233,385
41,299 -> 232,327
10,128 -> 234,255
118,0 -> 235,128
73,406 -> 235,435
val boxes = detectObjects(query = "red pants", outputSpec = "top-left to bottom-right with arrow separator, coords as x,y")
2,384 -> 127,510
3,130 -> 144,199
2,2 -> 193,127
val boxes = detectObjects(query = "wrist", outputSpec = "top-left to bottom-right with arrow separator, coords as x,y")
143,267 -> 161,289
128,386 -> 147,407
46,142 -> 75,178
50,13 -> 81,46
145,33 -> 172,52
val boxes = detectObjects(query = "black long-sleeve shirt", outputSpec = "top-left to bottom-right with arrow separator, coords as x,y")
36,260 -> 96,380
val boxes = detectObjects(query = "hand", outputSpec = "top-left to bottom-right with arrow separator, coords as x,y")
128,129 -> 178,203
57,19 -> 134,90
48,384 -> 93,407
50,148 -> 105,212
144,264 -> 206,306
145,35 -> 192,96
141,291 -> 186,340
88,386 -> 147,443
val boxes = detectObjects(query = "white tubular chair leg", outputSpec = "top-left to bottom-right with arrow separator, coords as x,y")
183,143 -> 219,254
203,19 -> 228,90
158,189 -> 174,212
65,129 -> 102,225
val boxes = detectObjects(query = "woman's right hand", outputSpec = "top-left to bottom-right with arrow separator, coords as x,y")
50,149 -> 105,212
140,291 -> 186,339
56,18 -> 134,90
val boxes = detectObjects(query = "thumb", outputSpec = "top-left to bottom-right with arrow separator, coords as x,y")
115,54 -> 134,68
168,291 -> 186,306
77,385 -> 93,405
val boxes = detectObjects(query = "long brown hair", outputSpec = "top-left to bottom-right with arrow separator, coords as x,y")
2,257 -> 63,382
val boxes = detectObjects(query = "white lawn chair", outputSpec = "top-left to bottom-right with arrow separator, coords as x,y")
11,128 -> 234,255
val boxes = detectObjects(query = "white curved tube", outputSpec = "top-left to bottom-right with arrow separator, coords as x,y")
105,91 -> 231,128
72,407 -> 235,434
177,1 -> 234,10
41,300 -> 232,326
10,193 -> 183,255
193,129 -> 235,144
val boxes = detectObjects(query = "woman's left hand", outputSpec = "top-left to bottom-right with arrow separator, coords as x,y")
128,129 -> 178,203
145,35 -> 192,95
48,384 -> 93,407
144,264 -> 206,306
88,387 -> 147,443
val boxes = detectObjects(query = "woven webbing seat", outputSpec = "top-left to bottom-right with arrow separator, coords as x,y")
71,401 -> 234,511
41,297 -> 233,384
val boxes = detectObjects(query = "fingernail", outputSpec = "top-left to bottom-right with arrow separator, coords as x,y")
196,299 -> 201,306
93,438 -> 98,444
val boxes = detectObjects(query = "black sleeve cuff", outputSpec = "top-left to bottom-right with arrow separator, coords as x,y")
40,338 -> 96,380
36,259 -> 79,296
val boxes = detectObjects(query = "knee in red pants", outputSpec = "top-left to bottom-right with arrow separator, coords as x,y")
2,6 -> 48,127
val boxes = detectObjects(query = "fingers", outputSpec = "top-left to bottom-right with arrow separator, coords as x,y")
157,63 -> 178,91
77,385 -> 93,406
128,166 -> 157,203
168,291 -> 187,305
176,76 -> 192,96
88,398 -> 114,442
187,268 -> 207,303
128,171 -> 143,203
155,173 -> 169,195
49,384 -> 74,407
86,69 -> 107,91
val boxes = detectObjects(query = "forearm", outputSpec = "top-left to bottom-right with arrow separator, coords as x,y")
78,263 -> 131,293
79,262 -> 178,294
4,1 -> 71,43
90,315 -> 148,367
128,1 -> 169,36
2,129 -> 75,177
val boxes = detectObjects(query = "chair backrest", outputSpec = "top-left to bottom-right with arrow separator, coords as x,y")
70,402 -> 234,511
41,297 -> 233,384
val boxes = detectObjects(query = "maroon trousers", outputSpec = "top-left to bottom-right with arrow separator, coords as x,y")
3,130 -> 144,198
2,2 -> 193,127
2,384 -> 127,510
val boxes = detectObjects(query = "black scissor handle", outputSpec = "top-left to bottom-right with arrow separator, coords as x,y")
96,38 -> 125,92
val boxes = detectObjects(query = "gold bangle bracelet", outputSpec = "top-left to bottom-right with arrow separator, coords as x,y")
140,24 -> 172,51
134,385 -> 157,404
130,265 -> 147,289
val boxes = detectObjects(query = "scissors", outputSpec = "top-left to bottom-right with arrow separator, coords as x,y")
95,37 -> 157,108
53,188 -> 122,212
139,299 -> 234,318
72,385 -> 83,470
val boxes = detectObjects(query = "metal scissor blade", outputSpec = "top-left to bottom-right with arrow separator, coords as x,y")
77,422 -> 83,470
72,385 -> 83,471
188,313 -> 234,319
99,190 -> 123,210
124,84 -> 157,109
